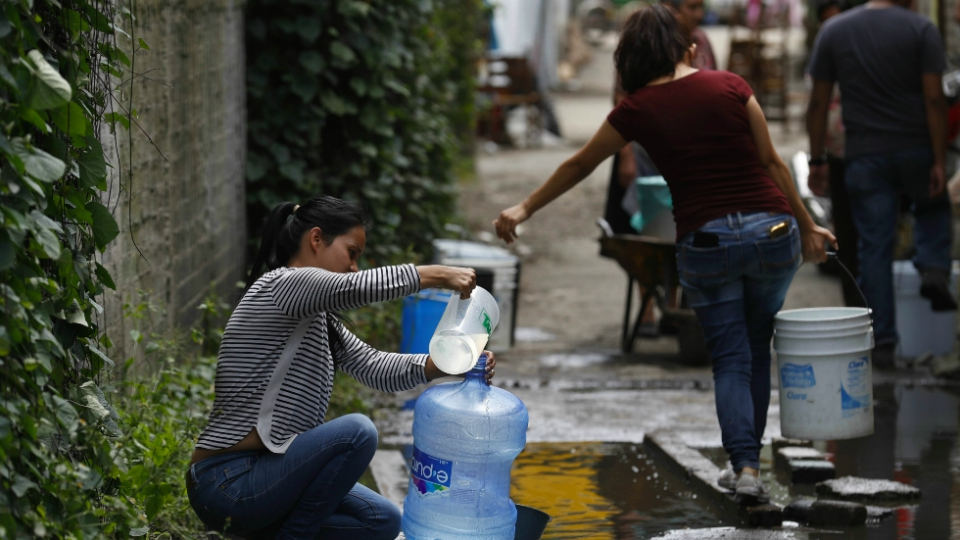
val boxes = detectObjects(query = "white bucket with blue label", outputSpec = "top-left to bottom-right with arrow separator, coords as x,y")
773,308 -> 874,440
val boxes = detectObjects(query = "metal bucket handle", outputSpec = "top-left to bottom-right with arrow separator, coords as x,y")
826,251 -> 872,326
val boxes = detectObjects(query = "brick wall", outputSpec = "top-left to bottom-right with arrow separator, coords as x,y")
99,0 -> 247,369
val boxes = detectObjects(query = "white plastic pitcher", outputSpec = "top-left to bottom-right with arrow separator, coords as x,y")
428,286 -> 500,374
774,307 -> 874,440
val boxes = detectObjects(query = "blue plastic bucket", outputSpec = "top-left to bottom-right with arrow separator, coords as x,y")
400,290 -> 453,354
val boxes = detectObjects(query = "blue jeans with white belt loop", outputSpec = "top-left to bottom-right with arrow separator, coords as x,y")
677,212 -> 800,472
186,414 -> 400,540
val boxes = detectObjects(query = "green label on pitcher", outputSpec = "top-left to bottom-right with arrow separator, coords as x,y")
479,309 -> 492,334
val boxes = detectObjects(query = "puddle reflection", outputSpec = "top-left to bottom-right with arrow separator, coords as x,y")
510,442 -> 726,539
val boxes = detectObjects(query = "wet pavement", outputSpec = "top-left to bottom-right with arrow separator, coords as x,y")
379,381 -> 960,538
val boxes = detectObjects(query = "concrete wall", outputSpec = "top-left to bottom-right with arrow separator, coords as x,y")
99,0 -> 247,368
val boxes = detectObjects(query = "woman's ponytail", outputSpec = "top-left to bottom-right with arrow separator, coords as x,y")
246,202 -> 297,291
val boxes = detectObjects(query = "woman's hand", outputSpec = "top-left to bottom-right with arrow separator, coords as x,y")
800,224 -> 837,264
494,204 -> 530,244
482,350 -> 496,385
423,350 -> 496,383
417,265 -> 477,299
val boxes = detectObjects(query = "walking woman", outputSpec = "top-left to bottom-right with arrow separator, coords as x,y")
494,6 -> 834,504
187,196 -> 494,539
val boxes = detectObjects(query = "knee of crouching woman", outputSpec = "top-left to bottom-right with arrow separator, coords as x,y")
337,413 -> 379,451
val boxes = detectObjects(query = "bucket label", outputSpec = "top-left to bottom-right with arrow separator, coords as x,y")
781,363 -> 816,389
841,356 -> 870,418
479,308 -> 492,335
410,446 -> 451,495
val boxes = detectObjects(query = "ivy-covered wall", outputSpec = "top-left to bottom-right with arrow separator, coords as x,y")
99,0 -> 248,366
245,0 -> 484,265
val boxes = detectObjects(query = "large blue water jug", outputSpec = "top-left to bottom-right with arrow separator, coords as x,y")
401,355 -> 529,540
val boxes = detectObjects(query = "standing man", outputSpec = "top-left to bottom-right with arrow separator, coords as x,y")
807,0 -> 956,368
661,0 -> 717,70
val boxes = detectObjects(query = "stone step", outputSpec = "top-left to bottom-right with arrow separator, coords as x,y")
816,476 -> 921,503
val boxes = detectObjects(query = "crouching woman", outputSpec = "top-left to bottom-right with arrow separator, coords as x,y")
186,196 -> 494,540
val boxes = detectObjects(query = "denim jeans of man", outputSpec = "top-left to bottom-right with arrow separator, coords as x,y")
677,212 -> 800,471
845,147 -> 953,347
186,414 -> 400,540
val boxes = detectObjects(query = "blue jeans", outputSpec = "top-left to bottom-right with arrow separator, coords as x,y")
677,212 -> 800,471
186,414 -> 400,540
845,147 -> 953,346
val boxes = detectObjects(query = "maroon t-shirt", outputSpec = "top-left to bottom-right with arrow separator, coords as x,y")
606,70 -> 792,240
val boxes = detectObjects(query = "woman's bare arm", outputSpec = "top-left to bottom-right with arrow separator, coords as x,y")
494,121 -> 628,243
745,96 -> 835,263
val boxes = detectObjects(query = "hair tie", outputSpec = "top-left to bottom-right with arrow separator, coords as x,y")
293,205 -> 300,214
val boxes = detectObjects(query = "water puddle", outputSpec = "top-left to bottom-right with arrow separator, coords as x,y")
508,442 -> 727,539
515,327 -> 558,343
394,382 -> 960,538
700,381 -> 960,539
539,352 -> 612,368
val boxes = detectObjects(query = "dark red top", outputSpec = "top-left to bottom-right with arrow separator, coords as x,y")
606,70 -> 792,240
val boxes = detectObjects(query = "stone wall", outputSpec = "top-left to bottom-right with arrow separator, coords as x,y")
99,0 -> 247,369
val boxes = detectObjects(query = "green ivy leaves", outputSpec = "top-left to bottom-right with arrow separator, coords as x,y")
0,0 -> 144,537
23,50 -> 73,110
245,0 -> 480,265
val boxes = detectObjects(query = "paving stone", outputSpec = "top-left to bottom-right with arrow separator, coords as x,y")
772,437 -> 813,453
787,460 -> 835,484
777,447 -> 824,461
817,476 -> 922,502
739,503 -> 784,527
808,500 -> 867,527
865,505 -> 896,521
783,498 -> 815,522
654,527 -> 807,539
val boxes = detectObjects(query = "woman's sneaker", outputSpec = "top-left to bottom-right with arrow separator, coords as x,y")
717,467 -> 737,491
735,473 -> 770,505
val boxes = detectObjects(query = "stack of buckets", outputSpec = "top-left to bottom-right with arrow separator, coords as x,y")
774,307 -> 874,440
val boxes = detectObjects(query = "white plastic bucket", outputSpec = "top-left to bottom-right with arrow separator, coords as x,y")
773,307 -> 874,440
893,261 -> 959,358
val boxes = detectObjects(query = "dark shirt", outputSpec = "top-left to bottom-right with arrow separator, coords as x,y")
807,6 -> 945,159
606,70 -> 792,240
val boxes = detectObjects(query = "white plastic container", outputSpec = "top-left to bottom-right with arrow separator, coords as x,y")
773,308 -> 874,440
428,287 -> 500,375
434,240 -> 519,352
893,260 -> 959,358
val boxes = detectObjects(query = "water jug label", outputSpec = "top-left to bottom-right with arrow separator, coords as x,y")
410,446 -> 452,495
841,356 -> 870,417
479,309 -> 492,335
781,363 -> 816,389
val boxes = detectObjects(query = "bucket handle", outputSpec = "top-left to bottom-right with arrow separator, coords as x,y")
826,251 -> 872,324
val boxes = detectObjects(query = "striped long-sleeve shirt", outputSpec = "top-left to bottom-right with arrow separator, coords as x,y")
196,264 -> 428,452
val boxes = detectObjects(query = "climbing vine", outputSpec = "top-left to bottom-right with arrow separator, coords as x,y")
0,0 -> 154,536
245,0 -> 485,264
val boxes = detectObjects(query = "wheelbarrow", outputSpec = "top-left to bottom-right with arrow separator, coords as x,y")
597,219 -> 709,362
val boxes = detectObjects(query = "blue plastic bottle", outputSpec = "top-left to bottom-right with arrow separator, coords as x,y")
401,355 -> 529,540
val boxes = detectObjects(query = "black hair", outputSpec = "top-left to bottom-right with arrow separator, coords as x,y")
614,4 -> 692,94
816,0 -> 841,21
247,196 -> 369,289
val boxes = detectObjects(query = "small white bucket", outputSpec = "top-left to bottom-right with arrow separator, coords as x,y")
773,308 -> 874,440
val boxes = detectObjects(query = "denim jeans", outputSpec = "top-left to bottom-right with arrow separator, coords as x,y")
677,212 -> 800,471
845,147 -> 953,346
186,414 -> 400,540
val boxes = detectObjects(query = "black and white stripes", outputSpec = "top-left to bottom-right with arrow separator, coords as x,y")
196,264 -> 428,453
